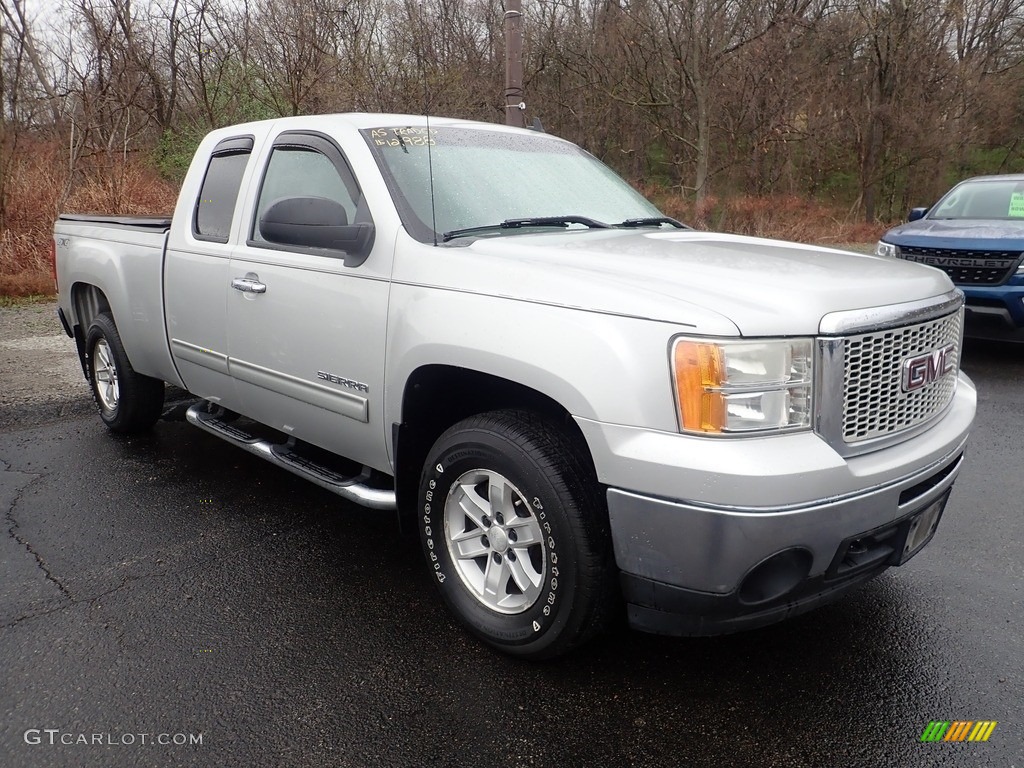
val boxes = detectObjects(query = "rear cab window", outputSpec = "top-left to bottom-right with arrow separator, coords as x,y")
193,136 -> 254,243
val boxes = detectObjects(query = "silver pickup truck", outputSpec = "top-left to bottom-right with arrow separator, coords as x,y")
54,114 -> 976,658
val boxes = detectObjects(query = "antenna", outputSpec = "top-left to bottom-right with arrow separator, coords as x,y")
423,85 -> 438,248
416,0 -> 439,246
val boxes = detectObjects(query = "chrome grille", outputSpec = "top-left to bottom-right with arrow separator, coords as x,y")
841,310 -> 962,443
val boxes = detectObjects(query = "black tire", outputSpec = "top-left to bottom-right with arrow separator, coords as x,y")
85,312 -> 165,433
418,410 -> 616,659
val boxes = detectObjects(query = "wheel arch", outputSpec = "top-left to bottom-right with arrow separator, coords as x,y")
392,364 -> 598,527
70,283 -> 113,379
71,282 -> 112,330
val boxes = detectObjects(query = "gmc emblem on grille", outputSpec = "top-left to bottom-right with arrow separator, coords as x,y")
901,344 -> 956,392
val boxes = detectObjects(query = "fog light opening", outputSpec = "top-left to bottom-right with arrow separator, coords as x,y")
737,548 -> 813,606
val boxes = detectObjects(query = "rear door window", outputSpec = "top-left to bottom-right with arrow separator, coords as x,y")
194,136 -> 254,242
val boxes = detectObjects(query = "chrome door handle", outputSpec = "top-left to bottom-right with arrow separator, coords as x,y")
231,277 -> 266,294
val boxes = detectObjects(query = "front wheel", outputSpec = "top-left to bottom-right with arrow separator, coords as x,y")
418,410 -> 616,659
85,313 -> 164,433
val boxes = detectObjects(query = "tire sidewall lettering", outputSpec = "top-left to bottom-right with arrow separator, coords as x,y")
418,433 -> 577,649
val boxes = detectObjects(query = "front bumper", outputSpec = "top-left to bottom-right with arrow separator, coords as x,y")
623,561 -> 890,637
612,448 -> 960,636
577,373 -> 975,636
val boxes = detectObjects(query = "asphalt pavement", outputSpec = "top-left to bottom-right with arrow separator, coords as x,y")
0,304 -> 1021,768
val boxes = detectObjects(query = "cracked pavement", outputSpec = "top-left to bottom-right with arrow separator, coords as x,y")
2,458 -> 70,625
0,302 -> 1021,768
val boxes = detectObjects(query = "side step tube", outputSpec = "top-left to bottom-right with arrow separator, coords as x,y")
185,403 -> 396,510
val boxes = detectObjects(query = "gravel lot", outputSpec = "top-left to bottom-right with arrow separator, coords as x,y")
0,302 -> 93,431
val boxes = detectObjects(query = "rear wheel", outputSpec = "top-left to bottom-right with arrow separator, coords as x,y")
86,313 -> 164,433
418,410 -> 615,659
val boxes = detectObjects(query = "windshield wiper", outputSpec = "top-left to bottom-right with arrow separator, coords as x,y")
615,216 -> 689,229
443,216 -> 610,243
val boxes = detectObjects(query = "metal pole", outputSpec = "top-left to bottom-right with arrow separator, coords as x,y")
504,0 -> 525,128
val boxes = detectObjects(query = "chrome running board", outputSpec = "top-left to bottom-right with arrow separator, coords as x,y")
185,403 -> 396,510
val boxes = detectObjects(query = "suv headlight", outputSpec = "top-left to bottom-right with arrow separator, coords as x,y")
875,241 -> 898,258
671,338 -> 814,435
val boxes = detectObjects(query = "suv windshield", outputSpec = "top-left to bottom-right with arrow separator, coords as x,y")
930,178 -> 1024,220
361,125 -> 663,243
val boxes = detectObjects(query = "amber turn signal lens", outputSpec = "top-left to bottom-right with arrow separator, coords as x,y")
674,341 -> 726,432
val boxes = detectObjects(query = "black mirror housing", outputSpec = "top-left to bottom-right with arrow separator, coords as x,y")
259,196 -> 375,267
907,207 -> 929,222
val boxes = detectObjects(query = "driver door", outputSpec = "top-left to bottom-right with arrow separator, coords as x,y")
226,131 -> 392,471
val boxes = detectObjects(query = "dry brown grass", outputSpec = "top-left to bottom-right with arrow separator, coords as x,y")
0,138 -> 177,297
642,185 -> 891,245
0,270 -> 55,297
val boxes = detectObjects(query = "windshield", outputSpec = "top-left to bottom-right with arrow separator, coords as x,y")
929,178 -> 1024,220
361,125 -> 662,243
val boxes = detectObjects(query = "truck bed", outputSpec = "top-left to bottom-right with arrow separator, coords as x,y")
55,214 -> 179,388
57,213 -> 172,231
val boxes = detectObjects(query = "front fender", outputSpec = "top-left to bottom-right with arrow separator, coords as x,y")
384,284 -> 692,442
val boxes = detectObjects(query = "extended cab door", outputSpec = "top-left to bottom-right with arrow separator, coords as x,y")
226,131 -> 393,472
164,136 -> 254,409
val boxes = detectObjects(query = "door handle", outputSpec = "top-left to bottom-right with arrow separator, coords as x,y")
231,277 -> 266,294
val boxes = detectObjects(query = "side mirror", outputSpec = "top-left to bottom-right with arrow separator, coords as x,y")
907,207 -> 929,222
259,196 -> 375,267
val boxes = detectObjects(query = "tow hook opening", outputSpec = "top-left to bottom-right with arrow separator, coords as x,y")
847,539 -> 868,556
737,548 -> 813,606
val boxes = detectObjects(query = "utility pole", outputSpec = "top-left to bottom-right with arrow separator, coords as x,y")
504,0 -> 525,128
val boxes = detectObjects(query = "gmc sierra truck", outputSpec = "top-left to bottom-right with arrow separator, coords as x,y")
54,114 -> 976,659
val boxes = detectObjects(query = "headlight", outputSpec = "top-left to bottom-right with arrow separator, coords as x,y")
875,241 -> 898,258
671,338 -> 813,435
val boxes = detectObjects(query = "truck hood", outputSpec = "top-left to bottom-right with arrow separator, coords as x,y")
425,229 -> 953,336
883,218 -> 1024,251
